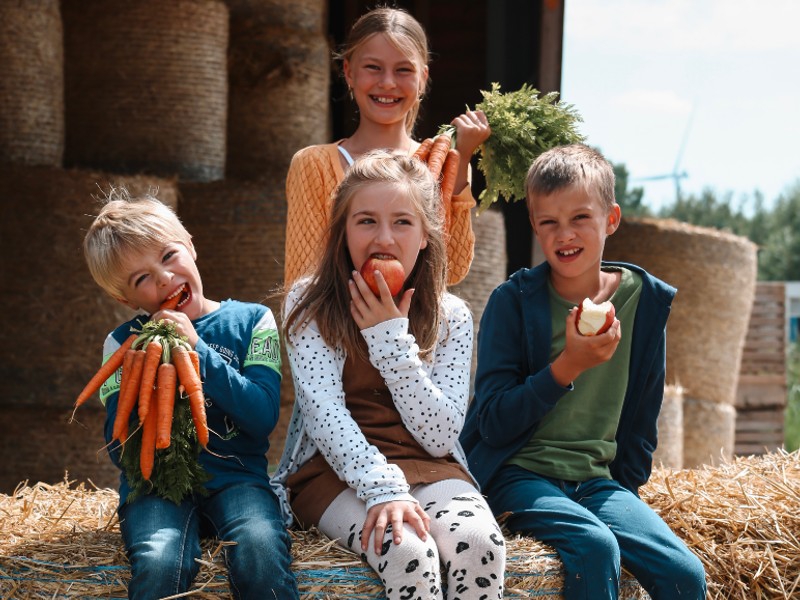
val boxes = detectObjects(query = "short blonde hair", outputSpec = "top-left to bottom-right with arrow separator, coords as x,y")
525,144 -> 616,216
83,188 -> 192,299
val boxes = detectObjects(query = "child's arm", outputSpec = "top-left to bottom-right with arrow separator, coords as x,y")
472,285 -> 570,447
361,294 -> 474,458
285,288 -> 417,511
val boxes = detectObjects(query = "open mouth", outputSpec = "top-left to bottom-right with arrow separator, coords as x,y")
556,247 -> 582,259
160,283 -> 191,311
370,253 -> 399,261
370,95 -> 402,105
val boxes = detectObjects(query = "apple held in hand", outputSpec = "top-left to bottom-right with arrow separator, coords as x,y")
360,255 -> 406,297
575,298 -> 615,336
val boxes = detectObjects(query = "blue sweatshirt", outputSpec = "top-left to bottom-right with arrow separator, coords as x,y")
99,300 -> 282,503
460,261 -> 675,496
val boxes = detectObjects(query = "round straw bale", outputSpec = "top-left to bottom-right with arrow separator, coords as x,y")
178,174 -> 290,463
227,16 -> 330,179
0,0 -> 64,166
62,0 -> 229,182
604,218 -> 757,406
682,397 -> 736,467
225,0 -> 325,32
0,166 -> 178,409
652,384 -> 684,469
450,207 -> 507,387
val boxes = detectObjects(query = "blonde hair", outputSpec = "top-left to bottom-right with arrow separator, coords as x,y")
283,150 -> 446,360
335,6 -> 430,135
525,143 -> 617,215
83,188 -> 192,299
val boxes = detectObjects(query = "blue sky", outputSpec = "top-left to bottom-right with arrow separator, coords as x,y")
561,0 -> 800,213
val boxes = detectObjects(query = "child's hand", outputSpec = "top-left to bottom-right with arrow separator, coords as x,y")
450,110 -> 491,196
150,309 -> 199,348
361,500 -> 430,554
550,307 -> 621,386
349,270 -> 413,330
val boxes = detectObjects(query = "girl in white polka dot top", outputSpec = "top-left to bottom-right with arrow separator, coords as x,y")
272,150 -> 505,600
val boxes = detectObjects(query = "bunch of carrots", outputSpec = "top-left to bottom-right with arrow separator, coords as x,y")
413,126 -> 460,233
71,296 -> 209,484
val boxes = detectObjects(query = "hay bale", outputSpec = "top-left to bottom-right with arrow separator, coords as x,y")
0,0 -> 64,166
449,207 -> 507,387
653,384 -> 683,469
0,165 -> 178,493
62,0 -> 229,181
682,397 -> 736,468
604,217 -> 757,407
227,0 -> 330,178
0,165 -> 178,409
0,478 -> 647,598
178,175 -> 291,465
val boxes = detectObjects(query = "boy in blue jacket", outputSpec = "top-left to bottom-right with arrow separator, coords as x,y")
83,191 -> 298,599
461,144 -> 705,599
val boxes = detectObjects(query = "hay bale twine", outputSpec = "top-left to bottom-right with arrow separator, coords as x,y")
226,0 -> 330,179
62,0 -> 228,181
178,174 -> 290,464
0,166 -> 177,493
0,0 -> 64,166
604,218 -> 757,406
682,397 -> 737,467
652,384 -> 684,469
450,207 -> 507,387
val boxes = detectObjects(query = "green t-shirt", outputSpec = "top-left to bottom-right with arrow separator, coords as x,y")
507,267 -> 642,481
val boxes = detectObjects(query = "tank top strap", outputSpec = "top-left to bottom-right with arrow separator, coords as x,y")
337,144 -> 355,166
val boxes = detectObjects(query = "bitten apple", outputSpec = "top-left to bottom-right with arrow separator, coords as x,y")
575,298 -> 615,336
360,255 -> 406,297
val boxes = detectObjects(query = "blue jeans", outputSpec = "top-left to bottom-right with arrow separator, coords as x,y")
487,465 -> 706,600
119,483 -> 298,600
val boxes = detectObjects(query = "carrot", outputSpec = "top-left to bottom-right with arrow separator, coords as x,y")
426,133 -> 452,180
178,350 -> 201,397
159,285 -> 184,311
439,148 -> 461,233
72,333 -> 137,416
412,137 -> 434,163
137,339 -> 163,424
172,346 -> 209,447
155,363 -> 177,449
139,390 -> 158,480
112,349 -> 146,443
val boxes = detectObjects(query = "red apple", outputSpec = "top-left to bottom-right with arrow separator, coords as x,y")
359,255 -> 406,297
575,298 -> 615,336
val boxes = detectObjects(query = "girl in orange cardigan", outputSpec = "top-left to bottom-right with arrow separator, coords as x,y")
284,6 -> 489,287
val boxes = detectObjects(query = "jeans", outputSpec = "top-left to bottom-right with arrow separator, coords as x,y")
487,465 -> 706,600
119,483 -> 298,600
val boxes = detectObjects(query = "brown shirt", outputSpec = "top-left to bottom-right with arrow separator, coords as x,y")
287,348 -> 470,528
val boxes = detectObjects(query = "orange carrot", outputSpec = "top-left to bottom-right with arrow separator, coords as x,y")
159,286 -> 184,311
155,363 -> 176,449
412,137 -> 434,163
426,133 -> 452,180
72,333 -> 137,415
137,339 -> 163,424
172,346 -> 208,447
112,349 -> 146,443
139,390 -> 158,480
176,350 -> 200,398
439,148 -> 461,233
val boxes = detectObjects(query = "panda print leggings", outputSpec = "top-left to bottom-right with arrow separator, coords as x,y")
318,478 -> 506,600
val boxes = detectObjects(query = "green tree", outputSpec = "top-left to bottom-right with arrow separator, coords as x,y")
756,183 -> 800,281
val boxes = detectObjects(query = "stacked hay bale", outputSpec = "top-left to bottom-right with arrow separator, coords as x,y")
604,218 -> 758,467
652,384 -> 684,469
0,0 -> 63,166
450,206 -> 508,388
0,167 -> 178,492
62,0 -> 229,181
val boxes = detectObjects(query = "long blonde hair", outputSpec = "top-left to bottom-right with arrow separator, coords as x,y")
283,150 -> 446,360
335,6 -> 430,136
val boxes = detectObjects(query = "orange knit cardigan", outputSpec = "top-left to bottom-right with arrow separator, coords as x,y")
284,142 -> 476,287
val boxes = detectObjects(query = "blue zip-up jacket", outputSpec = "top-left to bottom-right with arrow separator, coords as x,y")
460,261 -> 676,497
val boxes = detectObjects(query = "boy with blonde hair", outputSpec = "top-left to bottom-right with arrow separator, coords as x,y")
83,190 -> 298,599
461,145 -> 706,599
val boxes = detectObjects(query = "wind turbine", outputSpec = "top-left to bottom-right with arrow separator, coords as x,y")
635,106 -> 695,202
